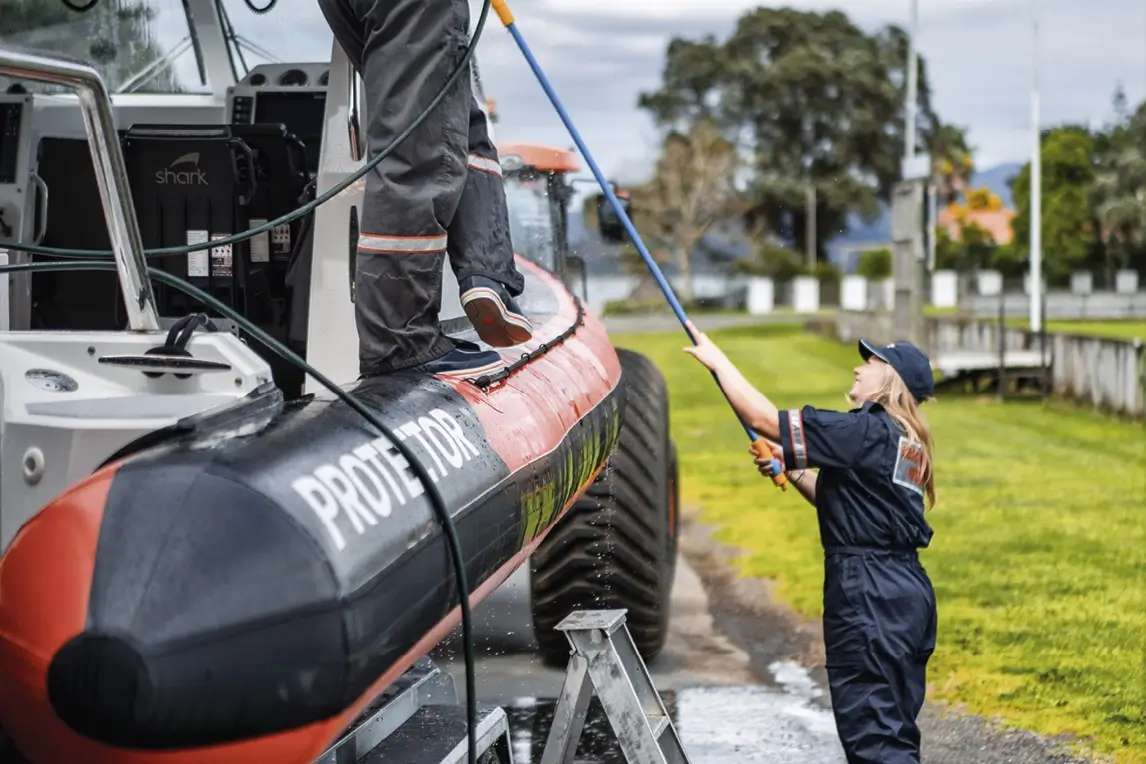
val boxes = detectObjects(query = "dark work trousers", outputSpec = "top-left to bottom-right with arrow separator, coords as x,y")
822,548 -> 937,764
317,0 -> 526,375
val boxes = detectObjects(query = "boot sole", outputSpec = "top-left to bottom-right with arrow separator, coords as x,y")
431,358 -> 506,379
461,288 -> 533,347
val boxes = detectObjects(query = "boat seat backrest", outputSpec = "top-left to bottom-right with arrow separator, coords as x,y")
121,124 -> 314,396
121,125 -> 258,320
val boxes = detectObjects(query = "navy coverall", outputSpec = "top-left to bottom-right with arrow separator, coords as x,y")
778,401 -> 937,764
317,0 -> 528,375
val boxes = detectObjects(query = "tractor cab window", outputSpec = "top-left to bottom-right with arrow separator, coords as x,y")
504,172 -> 557,271
0,1 -> 209,95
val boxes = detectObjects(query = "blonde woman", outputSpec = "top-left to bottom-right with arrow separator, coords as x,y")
683,326 -> 938,764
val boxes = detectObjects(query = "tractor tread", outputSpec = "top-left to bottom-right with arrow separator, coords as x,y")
530,348 -> 679,666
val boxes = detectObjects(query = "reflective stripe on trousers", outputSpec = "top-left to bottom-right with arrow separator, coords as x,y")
317,0 -> 524,374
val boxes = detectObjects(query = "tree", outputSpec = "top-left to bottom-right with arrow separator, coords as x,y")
637,8 -> 962,262
930,124 -> 975,207
1090,95 -> 1146,274
1010,126 -> 1098,284
857,247 -> 892,280
964,186 -> 1002,211
934,219 -> 997,272
624,119 -> 746,302
0,0 -> 182,94
579,120 -> 747,303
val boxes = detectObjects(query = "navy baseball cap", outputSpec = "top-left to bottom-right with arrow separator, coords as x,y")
858,338 -> 935,402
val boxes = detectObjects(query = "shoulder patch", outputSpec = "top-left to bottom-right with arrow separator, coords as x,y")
892,436 -> 925,496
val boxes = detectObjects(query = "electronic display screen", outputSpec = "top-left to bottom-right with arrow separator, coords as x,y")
254,91 -> 326,174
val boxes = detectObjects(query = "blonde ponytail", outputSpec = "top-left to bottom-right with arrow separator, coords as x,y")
855,364 -> 937,508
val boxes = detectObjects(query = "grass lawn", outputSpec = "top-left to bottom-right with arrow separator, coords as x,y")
1042,321 -> 1146,341
610,325 -> 1146,763
922,308 -> 1146,340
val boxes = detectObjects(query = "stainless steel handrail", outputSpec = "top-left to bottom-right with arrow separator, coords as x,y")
28,171 -> 48,245
0,45 -> 159,332
348,61 -> 364,162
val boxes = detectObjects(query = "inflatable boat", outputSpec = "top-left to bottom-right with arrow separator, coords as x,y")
0,256 -> 624,764
0,22 -> 682,764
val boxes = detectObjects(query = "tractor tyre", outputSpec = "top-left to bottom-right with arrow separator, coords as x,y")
530,348 -> 678,667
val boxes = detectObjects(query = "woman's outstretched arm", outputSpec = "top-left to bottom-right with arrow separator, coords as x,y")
681,324 -> 781,441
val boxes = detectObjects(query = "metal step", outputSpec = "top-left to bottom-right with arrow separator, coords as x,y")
359,704 -> 512,764
312,658 -> 458,764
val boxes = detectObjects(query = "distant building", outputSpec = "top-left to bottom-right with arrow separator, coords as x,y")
937,206 -> 1015,245
823,162 -> 1022,271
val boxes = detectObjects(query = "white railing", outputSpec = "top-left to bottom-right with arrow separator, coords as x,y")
832,311 -> 1146,419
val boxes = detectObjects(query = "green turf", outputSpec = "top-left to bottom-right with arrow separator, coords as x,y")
1041,320 -> 1146,340
610,325 -> 1146,763
930,309 -> 1146,340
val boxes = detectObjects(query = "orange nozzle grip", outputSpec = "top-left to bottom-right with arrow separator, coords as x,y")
491,0 -> 515,25
751,438 -> 787,491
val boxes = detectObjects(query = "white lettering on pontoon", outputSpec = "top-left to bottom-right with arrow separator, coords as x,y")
290,408 -> 481,551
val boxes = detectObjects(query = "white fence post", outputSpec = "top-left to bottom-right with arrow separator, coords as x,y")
747,277 -> 775,315
792,276 -> 820,313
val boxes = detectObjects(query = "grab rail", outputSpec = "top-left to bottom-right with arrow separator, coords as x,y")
347,60 -> 364,162
0,45 -> 159,332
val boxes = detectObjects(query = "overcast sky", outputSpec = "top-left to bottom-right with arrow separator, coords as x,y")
196,0 -> 1146,183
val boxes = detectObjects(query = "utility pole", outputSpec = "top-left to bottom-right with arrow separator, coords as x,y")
926,184 -> 937,271
905,0 -> 919,160
1029,1 -> 1043,331
805,184 -> 817,269
892,0 -> 927,346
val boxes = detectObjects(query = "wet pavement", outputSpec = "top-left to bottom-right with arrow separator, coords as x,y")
433,527 -> 1097,764
431,559 -> 850,763
504,688 -> 848,764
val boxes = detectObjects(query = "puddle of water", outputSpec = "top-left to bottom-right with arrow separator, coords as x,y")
506,694 -> 645,764
506,686 -> 847,764
677,686 -> 845,763
768,659 -> 826,701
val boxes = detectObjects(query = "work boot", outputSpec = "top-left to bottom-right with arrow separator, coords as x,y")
458,275 -> 532,347
416,338 -> 505,377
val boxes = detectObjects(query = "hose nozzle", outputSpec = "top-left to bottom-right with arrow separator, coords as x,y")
750,438 -> 788,491
491,0 -> 514,26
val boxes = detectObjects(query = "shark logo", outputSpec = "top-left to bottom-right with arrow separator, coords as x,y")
155,152 -> 207,186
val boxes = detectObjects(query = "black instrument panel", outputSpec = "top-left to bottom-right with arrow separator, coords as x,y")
0,100 -> 24,184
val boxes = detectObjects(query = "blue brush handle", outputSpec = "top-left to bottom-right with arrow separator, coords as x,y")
497,10 -> 787,489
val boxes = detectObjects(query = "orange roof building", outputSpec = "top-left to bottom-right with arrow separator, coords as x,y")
937,206 -> 1015,245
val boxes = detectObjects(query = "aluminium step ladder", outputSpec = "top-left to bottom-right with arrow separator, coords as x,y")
539,609 -> 691,764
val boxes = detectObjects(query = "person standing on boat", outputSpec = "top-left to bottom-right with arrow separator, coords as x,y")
317,0 -> 532,376
682,328 -> 939,764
